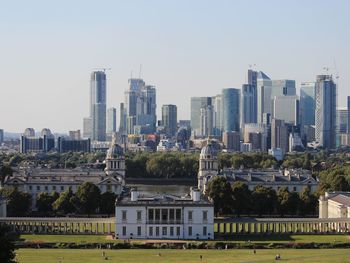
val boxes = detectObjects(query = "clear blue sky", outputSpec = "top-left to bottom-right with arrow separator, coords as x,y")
0,0 -> 349,132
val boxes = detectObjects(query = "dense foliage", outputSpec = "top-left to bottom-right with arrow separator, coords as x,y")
0,225 -> 16,263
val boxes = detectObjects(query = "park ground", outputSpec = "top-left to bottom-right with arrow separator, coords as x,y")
16,248 -> 350,263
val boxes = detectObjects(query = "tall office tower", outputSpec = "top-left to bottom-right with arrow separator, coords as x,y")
348,96 -> 350,134
272,95 -> 299,125
90,71 -> 107,141
248,69 -> 258,86
162,104 -> 177,137
57,137 -> 91,153
270,80 -> 296,97
336,108 -> 348,134
24,128 -> 35,137
212,94 -> 223,136
222,88 -> 240,132
0,129 -> 3,144
241,84 -> 257,125
83,117 -> 92,139
107,107 -> 117,133
199,105 -> 214,137
69,130 -> 81,140
271,119 -> 288,154
300,82 -> 316,142
190,97 -> 212,136
257,71 -> 272,123
119,103 -> 127,135
315,75 -> 337,149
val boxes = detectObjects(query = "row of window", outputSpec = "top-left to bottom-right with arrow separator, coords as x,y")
28,185 -> 66,192
121,210 -> 208,222
121,226 -> 208,237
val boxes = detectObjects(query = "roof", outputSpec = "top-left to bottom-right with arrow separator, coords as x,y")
257,71 -> 270,80
329,194 -> 350,207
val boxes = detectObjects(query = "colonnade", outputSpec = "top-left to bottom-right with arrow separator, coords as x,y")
215,218 -> 350,235
0,217 -> 115,235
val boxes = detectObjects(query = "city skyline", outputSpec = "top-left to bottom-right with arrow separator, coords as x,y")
0,0 -> 349,132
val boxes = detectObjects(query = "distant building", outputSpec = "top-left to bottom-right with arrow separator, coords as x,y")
199,105 -> 213,137
211,94 -> 223,136
162,104 -> 177,137
272,95 -> 299,125
115,188 -> 214,240
0,129 -> 3,144
20,128 -> 55,154
315,75 -> 337,149
119,103 -> 127,135
83,117 -> 92,139
222,88 -> 240,132
24,128 -> 35,137
241,84 -> 257,125
319,192 -> 350,218
107,107 -> 117,134
190,97 -> 212,136
222,131 -> 240,151
69,130 -> 81,140
300,82 -> 316,141
57,137 -> 91,153
348,96 -> 350,134
271,119 -> 288,154
243,123 -> 268,152
257,71 -> 272,124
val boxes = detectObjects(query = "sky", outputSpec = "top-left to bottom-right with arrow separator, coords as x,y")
0,0 -> 349,133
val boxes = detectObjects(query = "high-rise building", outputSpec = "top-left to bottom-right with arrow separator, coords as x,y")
20,128 -> 55,154
199,105 -> 214,137
315,75 -> 337,149
222,131 -> 240,151
336,108 -> 348,134
89,71 -> 107,141
222,88 -> 240,132
24,128 -> 35,137
190,97 -> 212,136
348,96 -> 350,134
271,119 -> 288,154
241,84 -> 257,124
270,80 -> 296,98
257,71 -> 272,123
83,117 -> 92,139
119,103 -> 127,135
107,107 -> 117,133
243,123 -> 268,152
248,69 -> 258,86
300,82 -> 316,126
0,129 -> 3,144
69,130 -> 81,140
212,94 -> 223,136
272,95 -> 299,125
162,104 -> 177,137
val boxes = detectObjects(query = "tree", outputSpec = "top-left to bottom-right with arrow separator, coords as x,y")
4,188 -> 31,216
231,182 -> 251,217
36,192 -> 59,214
299,187 -> 317,216
0,165 -> 13,185
74,182 -> 101,214
276,187 -> 300,216
0,225 -> 16,263
52,188 -> 75,214
207,177 -> 233,216
251,185 -> 277,216
99,192 -> 117,215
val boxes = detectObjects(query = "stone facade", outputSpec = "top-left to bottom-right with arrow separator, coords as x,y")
319,192 -> 350,218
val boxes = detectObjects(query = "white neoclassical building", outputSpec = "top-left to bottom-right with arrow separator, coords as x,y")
115,188 -> 214,240
3,135 -> 126,209
319,192 -> 350,218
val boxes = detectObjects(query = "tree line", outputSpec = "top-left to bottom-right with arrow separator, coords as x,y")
207,177 -> 318,217
0,182 -> 116,217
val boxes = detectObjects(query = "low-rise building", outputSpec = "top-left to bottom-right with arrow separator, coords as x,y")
115,188 -> 214,240
319,192 -> 350,218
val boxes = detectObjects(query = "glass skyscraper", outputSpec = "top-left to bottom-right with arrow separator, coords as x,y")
300,82 -> 316,126
162,104 -> 177,137
315,75 -> 337,149
222,88 -> 240,132
190,97 -> 212,136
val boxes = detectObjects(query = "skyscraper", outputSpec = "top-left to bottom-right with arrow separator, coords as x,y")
257,71 -> 272,123
347,96 -> 350,134
107,107 -> 117,133
90,71 -> 107,141
222,88 -> 240,132
190,97 -> 212,136
272,95 -> 299,125
300,82 -> 316,126
0,129 -> 3,144
271,119 -> 288,154
162,104 -> 177,137
119,103 -> 127,135
241,84 -> 257,124
212,94 -> 223,136
199,105 -> 214,137
315,75 -> 337,149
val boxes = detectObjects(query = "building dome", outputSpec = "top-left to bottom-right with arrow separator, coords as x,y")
200,142 -> 217,159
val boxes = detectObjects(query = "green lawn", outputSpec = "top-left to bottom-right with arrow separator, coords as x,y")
19,234 -> 350,244
16,249 -> 350,263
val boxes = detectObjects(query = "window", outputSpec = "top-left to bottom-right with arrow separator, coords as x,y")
122,226 -> 126,236
156,227 -> 159,236
162,227 -> 167,236
188,226 -> 192,236
149,227 -> 153,236
29,186 -> 32,191
169,209 -> 175,220
148,209 -> 154,221
122,210 -> 127,221
155,209 -> 160,221
137,226 -> 141,236
188,211 -> 193,221
176,227 -> 181,236
203,211 -> 208,222
162,209 -> 168,221
60,186 -> 64,191
45,186 -> 48,191
176,209 -> 181,221
293,187 -> 297,192
37,186 -> 40,191
53,186 -> 56,190
203,226 -> 207,236
137,211 -> 142,221
170,227 -> 174,236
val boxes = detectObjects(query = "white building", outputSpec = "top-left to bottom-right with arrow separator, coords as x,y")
319,192 -> 350,218
115,188 -> 214,240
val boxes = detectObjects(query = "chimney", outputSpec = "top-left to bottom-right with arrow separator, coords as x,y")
131,188 -> 138,202
190,187 -> 201,202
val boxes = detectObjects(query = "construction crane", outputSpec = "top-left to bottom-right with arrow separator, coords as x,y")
92,67 -> 111,73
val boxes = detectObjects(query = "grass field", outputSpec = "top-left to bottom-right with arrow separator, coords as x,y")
16,248 -> 350,263
19,234 -> 350,244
